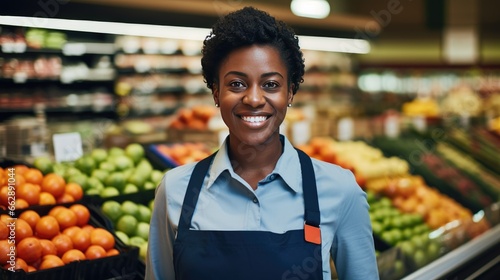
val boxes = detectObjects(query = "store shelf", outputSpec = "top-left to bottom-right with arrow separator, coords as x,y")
403,223 -> 500,280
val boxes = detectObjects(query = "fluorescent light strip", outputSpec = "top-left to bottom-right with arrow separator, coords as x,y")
0,16 -> 370,54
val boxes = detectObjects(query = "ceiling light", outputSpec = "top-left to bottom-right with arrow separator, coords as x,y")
0,16 -> 369,54
291,0 -> 331,19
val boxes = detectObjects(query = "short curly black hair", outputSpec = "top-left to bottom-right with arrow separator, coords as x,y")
201,6 -> 305,94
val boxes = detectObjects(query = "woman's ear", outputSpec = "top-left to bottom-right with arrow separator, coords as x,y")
287,86 -> 294,105
212,85 -> 220,107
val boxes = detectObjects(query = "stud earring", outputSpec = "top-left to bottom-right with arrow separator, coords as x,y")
215,103 -> 219,107
288,104 -> 292,107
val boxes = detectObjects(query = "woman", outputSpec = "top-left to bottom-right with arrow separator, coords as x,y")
146,7 -> 379,280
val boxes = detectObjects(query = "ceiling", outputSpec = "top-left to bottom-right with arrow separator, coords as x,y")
2,0 -> 499,66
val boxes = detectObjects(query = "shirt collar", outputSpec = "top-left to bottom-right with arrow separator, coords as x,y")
207,134 -> 302,193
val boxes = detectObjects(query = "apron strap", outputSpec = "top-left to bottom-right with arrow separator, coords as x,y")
295,148 -> 321,227
178,148 -> 321,229
178,152 -> 217,230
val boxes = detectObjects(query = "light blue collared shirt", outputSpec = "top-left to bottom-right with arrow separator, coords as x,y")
146,135 -> 379,280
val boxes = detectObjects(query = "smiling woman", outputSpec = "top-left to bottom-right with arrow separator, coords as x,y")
146,6 -> 379,280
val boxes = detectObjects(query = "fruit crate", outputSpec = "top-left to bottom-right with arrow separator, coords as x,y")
0,201 -> 141,280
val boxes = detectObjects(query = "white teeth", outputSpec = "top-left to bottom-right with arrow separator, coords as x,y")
241,116 -> 267,123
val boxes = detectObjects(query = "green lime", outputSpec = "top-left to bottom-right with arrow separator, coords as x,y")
129,236 -> 146,247
125,143 -> 145,164
135,222 -> 150,241
136,159 -> 153,177
127,172 -> 148,189
101,200 -> 123,222
75,155 -> 96,176
115,230 -> 130,245
33,156 -> 54,175
121,200 -> 139,217
148,199 -> 154,211
116,214 -> 138,236
90,148 -> 108,165
150,170 -> 164,185
113,155 -> 134,171
63,167 -> 82,182
143,181 -> 156,191
137,205 -> 152,223
99,161 -> 116,172
100,186 -> 120,198
68,173 -> 89,191
123,183 -> 139,194
139,243 -> 148,261
87,177 -> 104,192
91,169 -> 109,183
109,147 -> 125,157
85,188 -> 101,196
105,172 -> 127,192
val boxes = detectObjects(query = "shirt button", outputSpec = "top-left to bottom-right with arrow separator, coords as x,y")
269,174 -> 276,180
252,197 -> 258,203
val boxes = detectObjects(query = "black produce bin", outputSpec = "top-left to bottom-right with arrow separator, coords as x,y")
0,201 -> 141,280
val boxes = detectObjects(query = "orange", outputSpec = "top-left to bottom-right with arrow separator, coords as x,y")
48,205 -> 67,217
39,239 -> 58,256
51,234 -> 73,257
56,193 -> 75,204
38,255 -> 64,270
39,192 -> 56,205
17,237 -> 42,264
90,228 -> 115,251
0,221 -> 8,239
0,186 -> 9,207
85,245 -> 106,260
36,216 -> 60,239
0,239 -> 14,265
106,248 -> 120,257
23,168 -> 44,185
27,265 -> 37,272
41,173 -> 65,198
71,229 -> 91,252
13,165 -> 30,175
65,183 -> 83,201
15,218 -> 33,242
0,214 -> 10,224
81,224 -> 95,235
15,198 -> 30,209
69,204 -> 90,227
54,208 -> 78,230
61,249 -> 86,264
19,210 -> 41,231
62,226 -> 81,239
13,174 -> 26,187
4,257 -> 28,272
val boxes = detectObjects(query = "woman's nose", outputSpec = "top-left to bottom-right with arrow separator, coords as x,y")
242,85 -> 265,107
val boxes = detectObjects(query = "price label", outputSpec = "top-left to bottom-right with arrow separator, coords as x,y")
412,116 -> 427,132
337,117 -> 354,141
291,120 -> 311,146
384,115 -> 400,138
13,72 -> 28,83
52,132 -> 83,163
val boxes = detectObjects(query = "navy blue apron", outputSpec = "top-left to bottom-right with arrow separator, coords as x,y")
173,149 -> 323,280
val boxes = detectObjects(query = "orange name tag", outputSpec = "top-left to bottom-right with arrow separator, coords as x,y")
304,224 -> 321,245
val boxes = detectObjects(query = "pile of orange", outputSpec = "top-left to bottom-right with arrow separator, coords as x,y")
0,165 -> 83,210
0,204 -> 119,273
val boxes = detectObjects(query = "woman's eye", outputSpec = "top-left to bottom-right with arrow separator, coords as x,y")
229,81 -> 245,88
264,81 -> 279,88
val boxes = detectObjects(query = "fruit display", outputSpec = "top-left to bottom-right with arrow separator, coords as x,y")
33,143 -> 165,198
367,191 -> 443,271
402,98 -> 440,117
101,199 -> 154,262
151,142 -> 212,167
168,105 -> 217,130
0,204 -> 124,274
0,166 -> 84,209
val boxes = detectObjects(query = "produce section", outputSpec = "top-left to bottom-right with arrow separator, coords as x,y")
1,6 -> 500,279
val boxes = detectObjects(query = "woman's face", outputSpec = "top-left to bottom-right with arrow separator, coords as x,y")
214,44 -> 293,147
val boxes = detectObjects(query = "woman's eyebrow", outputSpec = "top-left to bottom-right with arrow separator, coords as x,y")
223,71 -> 284,79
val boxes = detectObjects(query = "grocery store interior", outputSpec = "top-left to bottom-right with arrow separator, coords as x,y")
1,0 -> 499,279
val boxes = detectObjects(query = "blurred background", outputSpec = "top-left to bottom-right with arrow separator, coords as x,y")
0,1 -> 499,279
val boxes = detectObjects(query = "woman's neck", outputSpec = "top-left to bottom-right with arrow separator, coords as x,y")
227,135 -> 283,189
